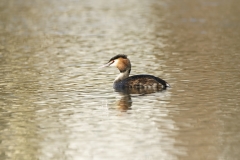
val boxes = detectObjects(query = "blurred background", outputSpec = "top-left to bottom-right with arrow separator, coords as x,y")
0,0 -> 240,160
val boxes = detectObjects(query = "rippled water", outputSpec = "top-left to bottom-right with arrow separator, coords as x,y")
1,0 -> 240,160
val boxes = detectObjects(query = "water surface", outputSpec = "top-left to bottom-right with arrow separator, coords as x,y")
1,0 -> 240,160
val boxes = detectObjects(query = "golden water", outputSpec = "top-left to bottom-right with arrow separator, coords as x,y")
1,0 -> 240,159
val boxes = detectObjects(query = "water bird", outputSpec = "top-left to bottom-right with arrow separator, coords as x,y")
100,54 -> 169,89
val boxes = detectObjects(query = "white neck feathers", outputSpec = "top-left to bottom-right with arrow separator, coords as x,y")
114,69 -> 130,83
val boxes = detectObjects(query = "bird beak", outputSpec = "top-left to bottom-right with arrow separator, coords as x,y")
99,61 -> 112,68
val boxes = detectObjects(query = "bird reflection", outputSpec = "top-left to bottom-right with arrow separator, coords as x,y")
114,87 -> 166,111
115,93 -> 132,111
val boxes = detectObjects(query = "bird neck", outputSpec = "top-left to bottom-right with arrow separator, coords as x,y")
114,69 -> 131,83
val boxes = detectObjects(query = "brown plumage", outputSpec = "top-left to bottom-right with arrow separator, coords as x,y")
117,58 -> 131,73
116,74 -> 168,89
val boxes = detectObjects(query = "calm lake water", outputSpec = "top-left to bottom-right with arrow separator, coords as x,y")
1,0 -> 240,160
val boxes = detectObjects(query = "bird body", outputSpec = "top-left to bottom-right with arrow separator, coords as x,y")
101,54 -> 169,89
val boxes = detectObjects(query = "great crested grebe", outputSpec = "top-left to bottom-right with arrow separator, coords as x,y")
101,54 -> 170,89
